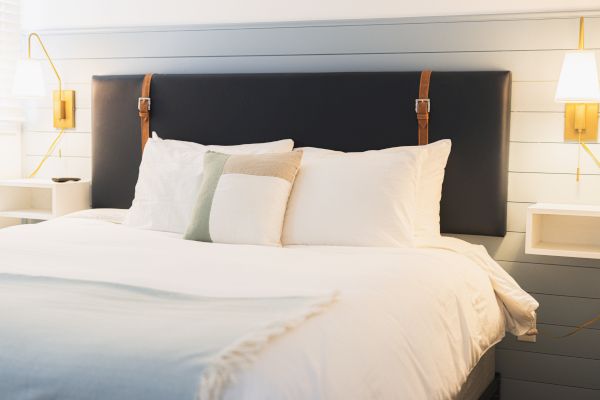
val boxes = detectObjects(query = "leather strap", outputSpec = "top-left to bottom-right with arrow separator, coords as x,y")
138,73 -> 153,152
416,70 -> 432,145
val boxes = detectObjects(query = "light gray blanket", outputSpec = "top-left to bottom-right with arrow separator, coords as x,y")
0,274 -> 334,400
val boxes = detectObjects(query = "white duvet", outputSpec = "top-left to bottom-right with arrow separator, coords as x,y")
0,212 -> 538,400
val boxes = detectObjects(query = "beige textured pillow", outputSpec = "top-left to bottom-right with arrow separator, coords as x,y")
184,150 -> 303,246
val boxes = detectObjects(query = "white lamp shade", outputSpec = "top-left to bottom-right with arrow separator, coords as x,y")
12,59 -> 46,98
555,51 -> 600,103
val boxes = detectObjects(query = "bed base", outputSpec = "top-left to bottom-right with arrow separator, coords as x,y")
455,347 -> 498,400
479,374 -> 501,400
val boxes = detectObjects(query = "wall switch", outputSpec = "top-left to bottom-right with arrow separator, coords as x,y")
517,334 -> 537,343
517,315 -> 537,343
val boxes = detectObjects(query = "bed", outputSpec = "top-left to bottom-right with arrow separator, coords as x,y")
0,72 -> 537,400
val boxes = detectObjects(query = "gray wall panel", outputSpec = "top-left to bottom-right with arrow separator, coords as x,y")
32,17 -> 597,60
501,378 -> 600,400
534,294 -> 600,328
497,349 -> 600,390
498,324 -> 600,359
498,261 -> 600,298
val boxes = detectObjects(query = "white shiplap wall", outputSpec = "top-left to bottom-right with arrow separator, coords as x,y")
19,11 -> 600,399
0,0 -> 21,178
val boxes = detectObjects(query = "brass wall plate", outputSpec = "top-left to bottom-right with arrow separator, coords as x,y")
53,90 -> 76,129
564,103 -> 598,142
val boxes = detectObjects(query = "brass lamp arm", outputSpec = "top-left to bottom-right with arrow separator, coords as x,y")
25,32 -> 75,178
28,32 -> 62,100
580,141 -> 600,167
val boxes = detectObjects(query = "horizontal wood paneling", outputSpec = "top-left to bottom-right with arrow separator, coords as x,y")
32,17 -> 596,60
0,131 -> 20,180
22,132 -> 91,157
22,107 -> 91,133
511,81 -> 563,112
498,261 -> 600,298
20,82 -> 92,109
509,172 -> 600,204
501,378 -> 600,400
498,324 -> 600,359
506,202 -> 530,233
510,142 -> 600,174
534,294 -> 600,328
29,49 -> 569,83
510,112 -> 565,142
452,232 -> 600,268
496,349 -> 600,390
22,155 -> 91,180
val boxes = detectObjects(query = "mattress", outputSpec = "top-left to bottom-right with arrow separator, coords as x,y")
0,211 -> 534,399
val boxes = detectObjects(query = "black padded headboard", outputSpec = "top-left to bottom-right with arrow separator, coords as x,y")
92,72 -> 510,236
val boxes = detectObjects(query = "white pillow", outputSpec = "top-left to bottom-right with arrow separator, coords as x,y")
382,140 -> 451,239
287,139 -> 451,242
282,150 -> 423,247
124,135 -> 294,233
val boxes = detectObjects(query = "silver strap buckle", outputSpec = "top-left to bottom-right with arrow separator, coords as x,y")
138,97 -> 151,111
415,98 -> 430,113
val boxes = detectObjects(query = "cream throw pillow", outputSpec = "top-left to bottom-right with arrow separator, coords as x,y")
184,151 -> 303,246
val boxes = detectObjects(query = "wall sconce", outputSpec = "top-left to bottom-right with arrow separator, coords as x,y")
12,32 -> 76,178
13,33 -> 76,129
555,17 -> 600,181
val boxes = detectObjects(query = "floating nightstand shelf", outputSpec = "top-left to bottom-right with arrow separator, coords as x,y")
0,179 -> 90,228
526,203 -> 600,259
